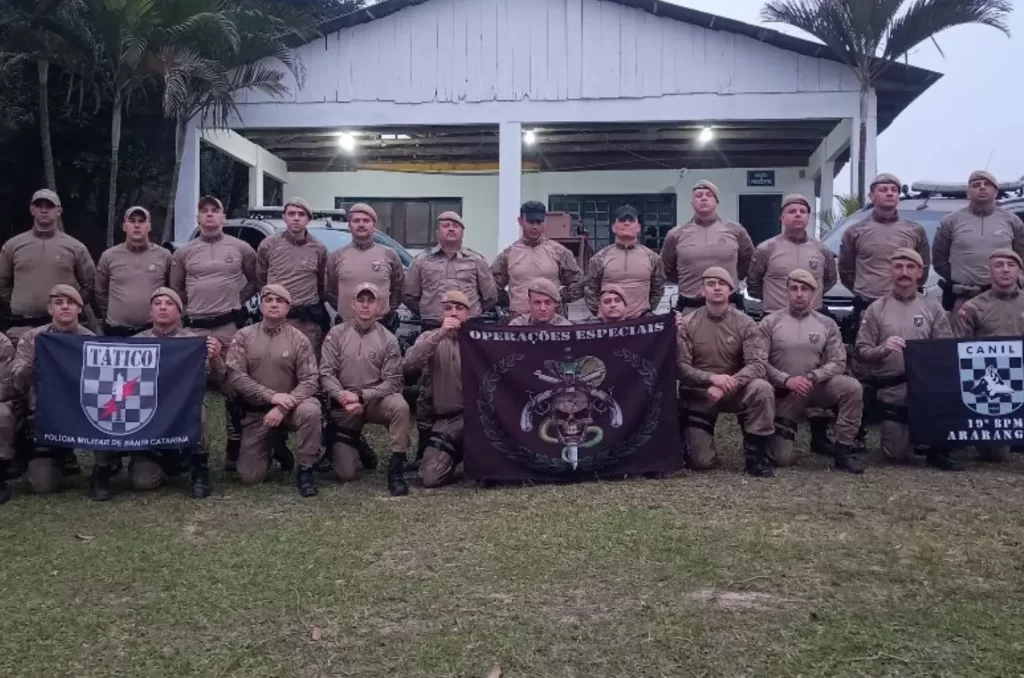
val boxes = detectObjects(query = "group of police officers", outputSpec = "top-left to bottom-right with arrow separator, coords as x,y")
0,167 -> 1021,504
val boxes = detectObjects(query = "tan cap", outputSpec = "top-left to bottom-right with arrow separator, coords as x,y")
891,247 -> 924,267
600,283 -> 627,303
354,282 -> 380,298
787,268 -> 818,291
870,173 -> 902,190
261,284 -> 292,305
49,284 -> 82,307
990,248 -> 1023,268
969,170 -> 998,188
348,202 -> 378,223
198,195 -> 224,210
437,211 -> 464,227
692,179 -> 720,201
284,197 -> 313,218
701,266 -> 734,289
782,194 -> 811,211
124,205 -> 150,221
31,189 -> 60,206
151,287 -> 183,311
527,278 -> 561,301
442,290 -> 471,307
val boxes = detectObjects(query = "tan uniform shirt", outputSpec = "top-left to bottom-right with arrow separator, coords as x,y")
760,309 -> 846,388
134,325 -> 227,385
660,216 -> 754,298
955,289 -> 1024,338
491,238 -> 583,316
404,329 -> 462,416
933,205 -> 1024,287
838,213 -> 930,300
748,232 -> 838,313
169,232 -> 258,319
507,314 -> 573,327
325,243 -> 404,321
320,321 -> 402,402
0,228 -> 96,316
95,242 -> 172,328
256,230 -> 328,307
582,242 -> 666,318
226,322 -> 319,406
0,331 -> 14,402
11,323 -> 94,408
676,306 -> 766,387
402,246 -> 497,321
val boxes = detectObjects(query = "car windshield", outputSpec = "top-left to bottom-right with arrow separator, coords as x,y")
823,209 -> 947,253
307,227 -> 413,266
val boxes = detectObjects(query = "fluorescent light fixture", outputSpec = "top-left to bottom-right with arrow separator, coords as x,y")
523,129 -> 537,145
337,132 -> 356,152
698,127 -> 713,144
380,133 -> 411,140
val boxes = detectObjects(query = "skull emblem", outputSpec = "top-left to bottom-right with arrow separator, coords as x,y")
551,388 -> 593,446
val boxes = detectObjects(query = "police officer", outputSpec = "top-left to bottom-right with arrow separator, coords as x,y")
491,200 -> 582,322
582,205 -> 665,319
855,249 -> 955,468
131,287 -> 226,499
320,283 -> 412,496
8,285 -> 99,498
226,285 -> 322,496
933,170 -> 1024,313
507,278 -> 574,327
676,267 -> 775,476
587,284 -> 628,323
760,269 -> 865,473
170,195 -> 258,474
324,203 -> 404,328
0,189 -> 96,345
403,290 -> 471,488
0,329 -> 18,503
661,181 -> 754,313
96,206 -> 171,336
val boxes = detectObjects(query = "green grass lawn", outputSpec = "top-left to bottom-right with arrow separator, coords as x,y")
3,395 -> 1024,677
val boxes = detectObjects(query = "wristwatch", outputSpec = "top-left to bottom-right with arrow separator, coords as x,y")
804,372 -> 818,384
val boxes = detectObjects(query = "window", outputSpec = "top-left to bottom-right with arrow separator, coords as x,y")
548,194 -> 677,251
335,197 -> 463,249
262,175 -> 284,206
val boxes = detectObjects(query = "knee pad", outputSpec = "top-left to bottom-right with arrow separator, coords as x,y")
682,410 -> 717,435
878,403 -> 908,424
427,431 -> 461,460
329,424 -> 361,449
773,416 -> 798,441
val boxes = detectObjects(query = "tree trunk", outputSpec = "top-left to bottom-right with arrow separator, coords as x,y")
38,59 -> 56,191
161,115 -> 188,244
106,89 -> 123,248
858,86 -> 868,203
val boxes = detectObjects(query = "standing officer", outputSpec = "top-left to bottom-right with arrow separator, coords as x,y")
256,197 -> 329,353
320,283 -> 412,496
582,205 -> 665,319
95,206 -> 171,336
170,195 -> 259,474
676,267 -> 775,477
403,290 -> 470,488
661,181 -> 754,313
760,269 -> 865,473
491,201 -> 582,322
507,279 -> 574,327
227,285 -> 322,496
0,330 -> 18,504
0,189 -> 96,344
855,249 -> 955,468
324,203 -> 404,327
933,170 -> 1024,313
748,194 -> 837,313
8,286 -> 98,498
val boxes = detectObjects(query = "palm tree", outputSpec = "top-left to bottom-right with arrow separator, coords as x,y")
760,0 -> 1012,200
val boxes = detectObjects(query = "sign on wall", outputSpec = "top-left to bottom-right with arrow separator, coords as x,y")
746,170 -> 776,187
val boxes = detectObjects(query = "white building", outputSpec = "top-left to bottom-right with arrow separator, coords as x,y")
174,0 -> 940,259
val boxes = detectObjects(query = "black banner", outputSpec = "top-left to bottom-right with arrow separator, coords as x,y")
906,336 -> 1024,446
35,334 -> 206,451
460,314 -> 682,481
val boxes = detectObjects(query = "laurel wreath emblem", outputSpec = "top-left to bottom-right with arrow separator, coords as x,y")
477,349 -> 662,474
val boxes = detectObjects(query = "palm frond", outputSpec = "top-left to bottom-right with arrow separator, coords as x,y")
885,0 -> 1011,61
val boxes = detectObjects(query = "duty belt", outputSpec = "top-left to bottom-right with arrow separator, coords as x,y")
186,309 -> 244,330
420,319 -> 442,331
238,400 -> 274,414
7,314 -> 50,328
103,322 -> 151,338
287,303 -> 330,333
869,373 -> 906,389
675,292 -> 746,312
938,279 -> 990,311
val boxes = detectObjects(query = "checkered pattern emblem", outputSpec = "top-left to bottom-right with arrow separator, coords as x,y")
80,342 -> 160,435
958,340 -> 1024,417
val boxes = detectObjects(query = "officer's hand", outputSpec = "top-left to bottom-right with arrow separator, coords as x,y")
706,385 -> 725,403
205,337 -> 220,360
263,406 -> 285,427
883,336 -> 906,352
339,390 -> 358,406
441,317 -> 461,334
710,374 -> 739,394
344,401 -> 364,416
785,375 -> 814,397
270,393 -> 296,410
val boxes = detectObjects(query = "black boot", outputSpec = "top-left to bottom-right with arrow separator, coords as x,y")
224,438 -> 240,474
59,449 -> 81,477
809,418 -> 832,456
296,466 -> 318,498
387,453 -> 409,496
190,453 -> 211,499
927,447 -> 966,471
833,443 -> 866,474
273,430 -> 295,472
358,435 -> 378,470
854,424 -> 868,455
743,434 -> 774,478
313,449 -> 335,473
0,460 -> 11,504
407,423 -> 431,471
88,463 -> 113,501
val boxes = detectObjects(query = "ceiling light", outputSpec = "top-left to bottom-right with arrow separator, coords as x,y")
337,132 -> 356,152
698,127 -> 714,144
523,130 -> 537,145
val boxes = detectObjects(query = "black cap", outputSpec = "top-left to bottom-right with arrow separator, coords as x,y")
614,205 -> 639,221
520,200 -> 547,221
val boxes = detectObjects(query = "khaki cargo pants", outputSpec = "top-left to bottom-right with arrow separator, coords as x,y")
419,414 -> 463,488
680,378 -> 775,471
327,393 -> 411,482
770,376 -> 863,467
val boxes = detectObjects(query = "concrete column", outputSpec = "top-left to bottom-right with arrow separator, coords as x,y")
173,123 -> 201,243
497,121 -> 522,251
248,155 -> 264,208
850,104 -> 862,201
863,87 -> 878,189
820,160 -> 835,232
